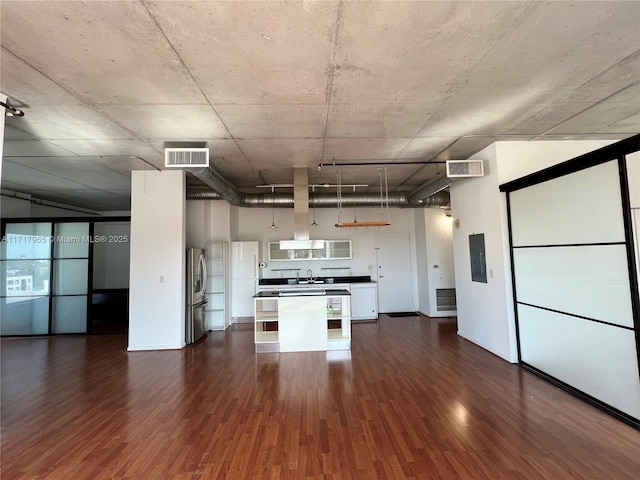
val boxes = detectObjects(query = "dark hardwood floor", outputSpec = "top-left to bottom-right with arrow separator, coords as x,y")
2,316 -> 639,479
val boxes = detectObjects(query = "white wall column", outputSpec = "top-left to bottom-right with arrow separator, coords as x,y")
128,170 -> 186,350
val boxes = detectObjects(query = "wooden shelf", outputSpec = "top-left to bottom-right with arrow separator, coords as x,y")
335,221 -> 390,228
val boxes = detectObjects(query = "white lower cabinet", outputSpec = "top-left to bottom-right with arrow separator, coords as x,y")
350,283 -> 378,320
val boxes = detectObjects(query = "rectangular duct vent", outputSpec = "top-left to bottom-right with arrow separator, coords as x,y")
165,148 -> 209,168
446,160 -> 484,178
436,288 -> 457,311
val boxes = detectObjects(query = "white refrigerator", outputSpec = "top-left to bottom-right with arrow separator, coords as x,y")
231,241 -> 259,320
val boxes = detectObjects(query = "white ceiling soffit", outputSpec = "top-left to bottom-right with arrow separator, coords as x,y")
1,1 -> 639,211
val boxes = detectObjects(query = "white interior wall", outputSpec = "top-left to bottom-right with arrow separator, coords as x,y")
414,210 -> 430,314
128,170 -> 185,351
93,222 -> 131,289
423,208 -> 456,317
451,140 -> 616,362
1,196 -> 30,217
230,205 -> 240,241
628,152 -> 640,290
628,152 -> 639,208
237,206 -> 415,281
451,144 -> 515,361
186,200 -> 232,248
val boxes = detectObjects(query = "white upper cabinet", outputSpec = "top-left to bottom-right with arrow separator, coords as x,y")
268,240 -> 351,261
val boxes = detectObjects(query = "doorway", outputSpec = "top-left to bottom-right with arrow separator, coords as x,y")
375,232 -> 414,313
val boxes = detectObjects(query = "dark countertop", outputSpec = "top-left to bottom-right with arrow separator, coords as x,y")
254,289 -> 350,298
259,275 -> 372,286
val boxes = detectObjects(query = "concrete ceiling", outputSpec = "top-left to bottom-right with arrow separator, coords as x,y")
1,0 -> 639,211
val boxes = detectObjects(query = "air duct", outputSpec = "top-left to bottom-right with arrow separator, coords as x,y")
406,173 -> 452,205
185,165 -> 450,208
186,189 -> 450,208
183,165 -> 242,206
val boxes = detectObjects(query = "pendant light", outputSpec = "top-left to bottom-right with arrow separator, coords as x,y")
269,186 -> 278,229
310,185 -> 319,226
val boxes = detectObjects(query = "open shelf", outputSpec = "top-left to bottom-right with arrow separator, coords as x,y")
205,241 -> 227,331
255,330 -> 279,343
256,311 -> 279,321
328,329 -> 350,341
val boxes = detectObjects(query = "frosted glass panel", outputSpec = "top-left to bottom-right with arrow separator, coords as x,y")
518,304 -> 640,419
1,223 -> 51,260
207,293 -> 224,310
207,276 -> 224,293
206,310 -> 224,330
510,161 -> 625,246
54,259 -> 89,295
0,296 -> 49,335
52,296 -> 87,333
514,245 -> 633,327
54,223 -> 89,258
207,259 -> 223,276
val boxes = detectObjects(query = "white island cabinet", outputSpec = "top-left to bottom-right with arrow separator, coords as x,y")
254,290 -> 351,353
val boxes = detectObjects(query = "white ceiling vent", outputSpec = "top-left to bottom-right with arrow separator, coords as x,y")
446,160 -> 484,178
164,148 -> 209,168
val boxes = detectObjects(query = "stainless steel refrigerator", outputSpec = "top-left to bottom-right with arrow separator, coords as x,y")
186,248 -> 207,344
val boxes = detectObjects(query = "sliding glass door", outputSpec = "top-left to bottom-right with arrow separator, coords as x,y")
1,223 -> 52,335
52,222 -> 90,333
1,218 -> 130,336
500,135 -> 640,427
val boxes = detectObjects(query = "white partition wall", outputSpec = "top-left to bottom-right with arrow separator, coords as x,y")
128,170 -> 186,350
501,136 -> 640,426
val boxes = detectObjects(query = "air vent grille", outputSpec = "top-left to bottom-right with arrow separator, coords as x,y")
165,148 -> 209,167
436,288 -> 457,311
446,160 -> 484,178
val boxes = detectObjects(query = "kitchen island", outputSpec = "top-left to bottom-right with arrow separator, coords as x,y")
253,289 -> 351,353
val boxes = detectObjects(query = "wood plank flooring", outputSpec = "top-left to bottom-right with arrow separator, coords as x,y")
2,316 -> 639,479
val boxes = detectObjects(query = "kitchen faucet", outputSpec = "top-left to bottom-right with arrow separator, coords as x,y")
306,269 -> 313,282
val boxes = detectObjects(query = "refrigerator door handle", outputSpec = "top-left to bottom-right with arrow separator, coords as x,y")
199,254 -> 207,297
